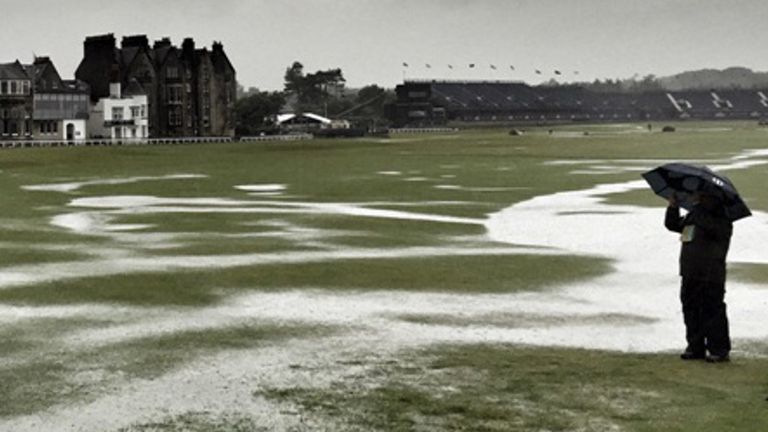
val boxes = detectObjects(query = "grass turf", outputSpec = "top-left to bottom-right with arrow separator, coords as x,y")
260,344 -> 768,431
0,322 -> 329,417
1,121 -> 767,425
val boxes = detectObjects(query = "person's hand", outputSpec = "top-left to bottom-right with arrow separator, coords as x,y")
668,195 -> 679,207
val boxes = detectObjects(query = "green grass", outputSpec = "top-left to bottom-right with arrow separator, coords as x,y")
0,246 -> 91,265
396,311 -> 657,328
0,254 -> 611,306
0,322 -> 329,417
261,344 -> 768,431
119,412 -> 266,432
729,263 -> 768,286
2,121 -> 768,425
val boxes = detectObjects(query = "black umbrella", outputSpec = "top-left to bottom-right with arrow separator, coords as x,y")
642,162 -> 751,222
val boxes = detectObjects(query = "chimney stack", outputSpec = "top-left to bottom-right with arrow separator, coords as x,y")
83,33 -> 116,58
182,38 -> 195,56
121,35 -> 149,51
109,65 -> 121,98
153,37 -> 172,50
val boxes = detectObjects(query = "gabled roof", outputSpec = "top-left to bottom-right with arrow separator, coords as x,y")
28,56 -> 64,89
124,78 -> 146,96
152,45 -> 172,68
120,46 -> 141,69
211,48 -> 235,76
122,47 -> 156,84
154,46 -> 183,73
0,60 -> 31,80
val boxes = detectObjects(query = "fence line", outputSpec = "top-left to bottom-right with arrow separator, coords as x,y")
0,134 -> 321,149
389,127 -> 459,134
0,136 -> 237,149
239,134 -> 314,142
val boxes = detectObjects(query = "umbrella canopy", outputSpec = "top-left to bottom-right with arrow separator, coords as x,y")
642,163 -> 751,222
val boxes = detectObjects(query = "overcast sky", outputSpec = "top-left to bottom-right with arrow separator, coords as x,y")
2,0 -> 768,91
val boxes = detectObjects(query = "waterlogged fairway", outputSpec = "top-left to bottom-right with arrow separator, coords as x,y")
1,122 -> 768,430
260,344 -> 768,432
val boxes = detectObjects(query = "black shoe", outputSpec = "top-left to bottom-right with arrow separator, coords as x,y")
680,351 -> 706,360
705,354 -> 730,363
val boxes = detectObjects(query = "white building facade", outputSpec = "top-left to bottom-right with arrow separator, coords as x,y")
88,82 -> 148,140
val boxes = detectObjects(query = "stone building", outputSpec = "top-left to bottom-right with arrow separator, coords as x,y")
28,57 -> 89,141
0,61 -> 33,139
0,57 -> 89,141
75,34 -> 236,138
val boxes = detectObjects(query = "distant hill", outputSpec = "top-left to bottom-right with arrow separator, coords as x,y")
658,67 -> 768,90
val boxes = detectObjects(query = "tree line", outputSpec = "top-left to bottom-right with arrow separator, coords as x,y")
235,61 -> 394,136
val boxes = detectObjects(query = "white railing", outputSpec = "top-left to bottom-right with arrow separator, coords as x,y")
0,136 -> 234,149
389,127 -> 459,134
239,133 -> 314,142
0,134 -> 321,149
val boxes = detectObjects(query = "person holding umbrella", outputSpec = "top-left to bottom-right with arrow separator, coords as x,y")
665,190 -> 732,362
643,163 -> 751,363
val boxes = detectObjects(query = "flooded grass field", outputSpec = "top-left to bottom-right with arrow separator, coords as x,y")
1,122 -> 768,430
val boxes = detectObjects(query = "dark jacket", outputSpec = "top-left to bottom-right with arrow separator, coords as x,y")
665,205 -> 732,282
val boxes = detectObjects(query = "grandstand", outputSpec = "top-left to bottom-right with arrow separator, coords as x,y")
387,80 -> 768,127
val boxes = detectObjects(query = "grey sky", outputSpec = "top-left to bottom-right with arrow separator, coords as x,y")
3,0 -> 768,90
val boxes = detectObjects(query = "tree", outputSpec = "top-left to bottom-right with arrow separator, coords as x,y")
352,84 -> 390,118
283,61 -> 346,114
283,61 -> 305,96
234,90 -> 286,136
356,84 -> 386,106
236,82 -> 261,100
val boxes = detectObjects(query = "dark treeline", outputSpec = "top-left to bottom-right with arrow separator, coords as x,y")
235,61 -> 394,135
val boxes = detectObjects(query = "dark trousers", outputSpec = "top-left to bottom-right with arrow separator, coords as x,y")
680,277 -> 731,356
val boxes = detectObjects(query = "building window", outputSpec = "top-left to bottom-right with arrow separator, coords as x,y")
112,106 -> 124,120
167,85 -> 183,104
166,67 -> 179,79
168,107 -> 183,126
40,121 -> 58,134
130,106 -> 140,119
10,81 -> 18,94
203,65 -> 210,81
0,81 -> 6,95
22,81 -> 30,95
